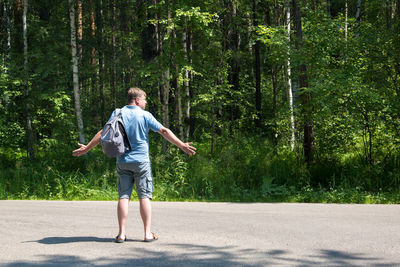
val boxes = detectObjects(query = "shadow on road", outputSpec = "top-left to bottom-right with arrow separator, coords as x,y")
26,236 -> 146,244
26,236 -> 114,244
5,242 -> 399,266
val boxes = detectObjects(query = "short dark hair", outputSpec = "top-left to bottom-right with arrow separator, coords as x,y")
127,87 -> 146,104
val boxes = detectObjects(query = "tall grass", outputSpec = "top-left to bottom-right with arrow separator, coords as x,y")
1,135 -> 400,203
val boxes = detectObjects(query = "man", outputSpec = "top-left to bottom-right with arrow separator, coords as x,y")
72,87 -> 196,243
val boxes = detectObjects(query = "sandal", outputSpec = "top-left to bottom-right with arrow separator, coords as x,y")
115,235 -> 127,243
144,232 -> 158,242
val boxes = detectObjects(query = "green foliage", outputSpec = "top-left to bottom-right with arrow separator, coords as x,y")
0,153 -> 117,201
1,0 -> 400,203
1,131 -> 400,203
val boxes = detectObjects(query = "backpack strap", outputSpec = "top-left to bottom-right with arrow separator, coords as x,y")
115,108 -> 132,151
115,108 -> 121,117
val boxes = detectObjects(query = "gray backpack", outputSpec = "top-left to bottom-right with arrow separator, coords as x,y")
100,109 -> 132,158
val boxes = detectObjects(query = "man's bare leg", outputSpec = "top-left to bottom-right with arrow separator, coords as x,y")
139,198 -> 153,240
117,198 -> 129,239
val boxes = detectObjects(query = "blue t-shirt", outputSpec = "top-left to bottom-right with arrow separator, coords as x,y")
109,105 -> 163,163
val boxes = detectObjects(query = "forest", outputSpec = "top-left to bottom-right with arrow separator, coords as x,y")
1,0 -> 400,203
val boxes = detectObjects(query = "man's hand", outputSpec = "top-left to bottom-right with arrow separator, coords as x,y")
158,127 -> 197,156
72,143 -> 89,157
180,142 -> 197,156
72,130 -> 102,157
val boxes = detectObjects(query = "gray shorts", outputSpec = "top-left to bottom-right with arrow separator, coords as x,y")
116,161 -> 154,200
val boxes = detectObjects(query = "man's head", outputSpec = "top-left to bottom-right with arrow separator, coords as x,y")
128,87 -> 147,109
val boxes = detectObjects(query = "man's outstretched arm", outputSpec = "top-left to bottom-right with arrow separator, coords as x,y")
72,130 -> 102,157
158,127 -> 196,156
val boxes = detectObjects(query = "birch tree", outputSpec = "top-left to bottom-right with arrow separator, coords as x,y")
286,0 -> 295,151
355,0 -> 362,38
159,1 -> 171,150
3,0 -> 11,72
23,0 -> 34,158
172,27 -> 183,140
69,0 -> 86,144
183,23 -> 191,143
345,0 -> 348,39
161,15 -> 170,130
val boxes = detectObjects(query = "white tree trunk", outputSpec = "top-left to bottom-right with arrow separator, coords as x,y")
69,0 -> 86,144
247,12 -> 252,55
23,0 -> 28,86
161,5 -> 171,130
160,3 -> 171,151
175,69 -> 183,140
23,0 -> 34,158
345,0 -> 348,39
183,28 -> 191,143
286,0 -> 295,151
161,69 -> 170,129
3,0 -> 11,73
173,30 -> 183,140
356,0 -> 362,38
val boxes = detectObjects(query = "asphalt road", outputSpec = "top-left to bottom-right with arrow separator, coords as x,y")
0,200 -> 399,266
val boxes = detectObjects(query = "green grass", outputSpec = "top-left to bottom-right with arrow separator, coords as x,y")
1,174 -> 399,204
1,137 -> 400,204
